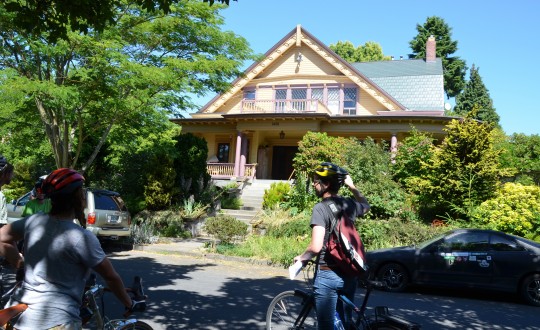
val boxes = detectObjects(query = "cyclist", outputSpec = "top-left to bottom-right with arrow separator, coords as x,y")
21,176 -> 51,217
293,162 -> 370,330
0,168 -> 136,330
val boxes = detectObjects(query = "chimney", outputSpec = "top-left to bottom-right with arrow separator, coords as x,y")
426,35 -> 436,62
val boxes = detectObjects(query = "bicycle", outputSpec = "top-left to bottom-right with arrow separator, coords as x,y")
81,274 -> 152,330
0,266 -> 152,330
266,261 -> 420,330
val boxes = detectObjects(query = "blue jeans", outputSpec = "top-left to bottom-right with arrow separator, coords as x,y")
313,269 -> 357,330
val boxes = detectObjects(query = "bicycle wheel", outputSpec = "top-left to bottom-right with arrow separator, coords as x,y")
366,320 -> 403,330
118,320 -> 154,330
266,290 -> 317,329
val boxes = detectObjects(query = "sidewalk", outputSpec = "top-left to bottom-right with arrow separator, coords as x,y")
132,237 -> 276,267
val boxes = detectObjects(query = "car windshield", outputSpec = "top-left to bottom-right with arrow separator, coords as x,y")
417,232 -> 448,249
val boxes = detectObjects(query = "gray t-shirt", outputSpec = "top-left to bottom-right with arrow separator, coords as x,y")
8,213 -> 106,329
310,196 -> 368,267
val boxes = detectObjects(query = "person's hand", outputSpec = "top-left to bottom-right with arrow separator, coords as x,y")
344,175 -> 355,189
123,299 -> 147,317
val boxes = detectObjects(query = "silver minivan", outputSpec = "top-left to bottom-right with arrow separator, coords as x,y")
84,189 -> 131,240
5,188 -> 131,241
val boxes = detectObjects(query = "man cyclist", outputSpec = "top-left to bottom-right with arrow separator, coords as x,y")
294,162 -> 370,330
0,168 -> 136,330
21,176 -> 51,217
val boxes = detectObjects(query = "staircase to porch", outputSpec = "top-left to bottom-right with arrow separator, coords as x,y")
219,179 -> 285,230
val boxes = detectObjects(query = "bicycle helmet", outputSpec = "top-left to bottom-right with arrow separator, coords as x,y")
315,162 -> 348,186
42,168 -> 85,197
32,175 -> 47,196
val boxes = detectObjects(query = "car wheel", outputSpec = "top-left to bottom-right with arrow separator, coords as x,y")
377,263 -> 409,292
520,274 -> 540,306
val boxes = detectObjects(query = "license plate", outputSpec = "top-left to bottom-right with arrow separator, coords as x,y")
107,215 -> 120,223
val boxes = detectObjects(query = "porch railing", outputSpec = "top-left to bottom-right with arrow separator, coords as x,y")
241,99 -> 322,113
207,163 -> 257,179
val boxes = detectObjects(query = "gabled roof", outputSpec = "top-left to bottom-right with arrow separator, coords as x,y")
197,25 -> 406,115
352,59 -> 444,111
195,25 -> 444,116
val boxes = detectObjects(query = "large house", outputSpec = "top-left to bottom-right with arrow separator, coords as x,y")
173,25 -> 454,181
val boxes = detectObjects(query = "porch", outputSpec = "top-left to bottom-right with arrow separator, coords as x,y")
241,99 -> 328,114
207,162 -> 257,180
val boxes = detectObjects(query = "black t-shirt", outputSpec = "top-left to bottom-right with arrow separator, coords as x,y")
310,196 -> 368,267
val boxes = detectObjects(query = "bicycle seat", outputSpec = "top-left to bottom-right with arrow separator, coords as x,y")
0,304 -> 28,327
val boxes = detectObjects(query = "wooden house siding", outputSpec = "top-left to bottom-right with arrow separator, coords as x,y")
258,45 -> 342,79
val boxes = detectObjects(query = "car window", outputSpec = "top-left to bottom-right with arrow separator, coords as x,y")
441,232 -> 490,252
490,234 -> 525,251
94,195 -> 121,211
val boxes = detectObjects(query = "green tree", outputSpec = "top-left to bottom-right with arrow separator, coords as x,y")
497,133 -> 540,185
392,127 -> 435,189
172,133 -> 211,203
409,16 -> 467,98
453,65 -> 500,127
2,0 -> 234,41
414,117 -> 506,220
330,40 -> 390,62
0,1 -> 252,172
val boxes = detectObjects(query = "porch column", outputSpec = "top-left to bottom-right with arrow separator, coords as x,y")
233,131 -> 242,177
239,134 -> 248,177
390,133 -> 398,164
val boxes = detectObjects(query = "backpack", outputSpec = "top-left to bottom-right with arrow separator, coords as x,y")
320,199 -> 368,277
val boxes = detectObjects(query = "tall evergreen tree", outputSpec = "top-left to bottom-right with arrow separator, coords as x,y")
409,16 -> 467,98
454,64 -> 500,127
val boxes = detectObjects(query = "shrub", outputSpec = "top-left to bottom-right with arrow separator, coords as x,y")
285,173 -> 318,214
358,218 -> 450,250
132,209 -> 191,238
263,181 -> 291,209
131,223 -> 159,245
221,196 -> 243,209
204,215 -> 248,244
344,138 -> 407,220
473,183 -> 540,239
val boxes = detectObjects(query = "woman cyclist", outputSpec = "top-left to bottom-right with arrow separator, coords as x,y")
0,168 -> 135,330
293,162 -> 370,330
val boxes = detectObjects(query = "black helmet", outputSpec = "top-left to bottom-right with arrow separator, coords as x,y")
42,168 -> 85,197
314,162 -> 348,187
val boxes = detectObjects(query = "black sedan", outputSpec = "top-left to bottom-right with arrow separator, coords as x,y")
366,228 -> 540,306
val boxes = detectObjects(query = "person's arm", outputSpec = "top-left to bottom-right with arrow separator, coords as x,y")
93,257 -> 132,309
294,225 -> 325,264
0,222 -> 25,268
343,175 -> 370,214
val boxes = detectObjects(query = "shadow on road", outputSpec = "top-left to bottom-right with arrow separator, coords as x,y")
100,247 -> 540,330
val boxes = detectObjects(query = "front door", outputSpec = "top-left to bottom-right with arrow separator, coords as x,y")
272,146 -> 298,180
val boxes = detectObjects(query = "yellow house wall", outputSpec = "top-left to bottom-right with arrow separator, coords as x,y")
357,89 -> 385,115
258,45 -> 342,79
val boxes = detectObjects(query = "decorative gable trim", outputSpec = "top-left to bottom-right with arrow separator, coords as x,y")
200,25 -> 405,114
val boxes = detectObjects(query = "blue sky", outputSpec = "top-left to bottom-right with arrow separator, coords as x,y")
194,0 -> 539,136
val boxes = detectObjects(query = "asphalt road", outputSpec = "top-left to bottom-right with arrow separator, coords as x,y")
105,249 -> 540,330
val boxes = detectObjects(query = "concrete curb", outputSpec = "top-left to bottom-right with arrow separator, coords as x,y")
133,241 -> 278,268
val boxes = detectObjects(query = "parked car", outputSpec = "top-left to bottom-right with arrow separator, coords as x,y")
5,188 -> 131,241
84,189 -> 131,241
367,228 -> 540,306
6,191 -> 32,224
